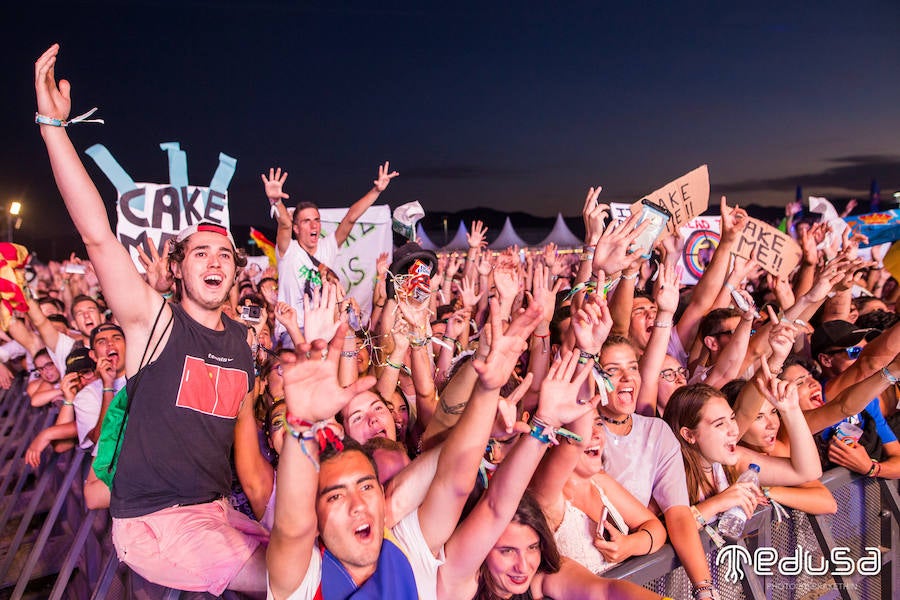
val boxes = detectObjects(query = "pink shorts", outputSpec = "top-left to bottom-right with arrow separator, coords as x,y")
112,499 -> 269,595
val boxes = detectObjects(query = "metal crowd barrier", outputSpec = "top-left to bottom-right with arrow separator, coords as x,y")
604,468 -> 898,599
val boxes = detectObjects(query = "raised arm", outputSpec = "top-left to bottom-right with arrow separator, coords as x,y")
676,197 -> 748,347
268,329 -> 376,599
34,45 -> 161,335
636,264 -> 679,416
334,162 -> 398,247
739,364 -> 821,485
261,168 -> 294,257
438,350 -> 597,598
417,301 -> 541,554
806,354 -> 900,434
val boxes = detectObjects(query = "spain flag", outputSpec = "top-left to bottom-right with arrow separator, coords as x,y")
250,227 -> 277,267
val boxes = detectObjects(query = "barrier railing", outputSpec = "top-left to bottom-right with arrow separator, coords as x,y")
604,467 -> 897,599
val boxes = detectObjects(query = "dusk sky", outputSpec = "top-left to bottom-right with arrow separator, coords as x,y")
2,1 -> 899,255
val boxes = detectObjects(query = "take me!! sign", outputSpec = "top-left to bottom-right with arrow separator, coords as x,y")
85,142 -> 234,270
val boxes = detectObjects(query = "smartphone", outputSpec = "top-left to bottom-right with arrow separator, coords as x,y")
346,304 -> 362,331
632,200 -> 671,259
596,507 -> 609,539
64,263 -> 86,275
240,305 -> 262,323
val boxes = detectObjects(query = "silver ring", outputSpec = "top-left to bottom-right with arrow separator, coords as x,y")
321,349 -> 328,361
577,398 -> 587,405
305,351 -> 312,360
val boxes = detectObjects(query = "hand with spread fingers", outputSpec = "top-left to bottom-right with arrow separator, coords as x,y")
373,161 -> 399,192
282,324 -> 376,422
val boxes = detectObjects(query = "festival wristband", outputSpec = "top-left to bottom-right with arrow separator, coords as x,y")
35,107 -> 104,127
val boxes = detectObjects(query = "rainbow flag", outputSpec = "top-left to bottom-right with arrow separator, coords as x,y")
250,227 -> 277,267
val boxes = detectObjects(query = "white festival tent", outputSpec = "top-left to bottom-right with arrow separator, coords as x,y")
440,221 -> 471,252
415,223 -> 439,251
538,213 -> 583,248
488,217 -> 528,250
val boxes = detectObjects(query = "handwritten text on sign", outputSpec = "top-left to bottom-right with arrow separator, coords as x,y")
116,183 -> 230,266
732,218 -> 802,278
633,165 -> 710,235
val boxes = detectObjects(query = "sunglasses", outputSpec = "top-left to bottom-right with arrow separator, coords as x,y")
659,367 -> 689,382
825,346 -> 862,359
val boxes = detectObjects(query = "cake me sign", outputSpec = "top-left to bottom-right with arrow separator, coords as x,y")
85,142 -> 234,269
716,544 -> 881,583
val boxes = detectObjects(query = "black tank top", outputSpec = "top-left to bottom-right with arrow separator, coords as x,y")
110,304 -> 254,518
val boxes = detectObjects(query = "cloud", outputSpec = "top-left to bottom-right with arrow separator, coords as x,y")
721,155 -> 900,194
401,164 -> 524,180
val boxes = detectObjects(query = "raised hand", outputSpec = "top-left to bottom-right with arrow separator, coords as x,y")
471,299 -> 542,390
35,44 -> 71,122
493,373 -> 534,436
720,196 -> 749,244
541,243 -> 559,271
531,262 -> 563,323
446,254 -> 464,279
261,167 -> 290,203
766,273 -> 795,310
459,275 -> 483,309
303,282 -> 339,343
765,306 -> 801,364
754,359 -> 799,414
582,185 -> 609,245
467,220 -> 488,250
136,240 -> 174,294
799,225 -> 819,266
273,301 -> 298,328
592,210 -> 651,275
572,294 -> 613,356
476,251 -> 493,276
534,349 -> 597,428
373,161 -> 399,192
493,267 -> 521,305
654,263 -> 680,315
282,324 -> 376,422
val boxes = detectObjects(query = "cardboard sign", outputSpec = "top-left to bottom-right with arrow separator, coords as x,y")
318,205 -> 393,325
635,165 -> 710,235
116,183 -> 231,269
680,217 -> 721,285
85,142 -> 235,272
733,218 -> 802,278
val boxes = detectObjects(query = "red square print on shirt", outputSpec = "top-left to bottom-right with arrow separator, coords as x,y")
175,356 -> 248,418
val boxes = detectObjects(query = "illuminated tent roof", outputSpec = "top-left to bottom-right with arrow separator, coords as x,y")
539,213 -> 583,248
488,217 -> 527,250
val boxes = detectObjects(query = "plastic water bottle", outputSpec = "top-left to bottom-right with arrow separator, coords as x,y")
717,463 -> 761,539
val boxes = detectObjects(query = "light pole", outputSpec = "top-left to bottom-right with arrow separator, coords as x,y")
8,201 -> 21,243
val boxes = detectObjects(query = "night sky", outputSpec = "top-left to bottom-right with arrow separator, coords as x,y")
2,1 -> 899,257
